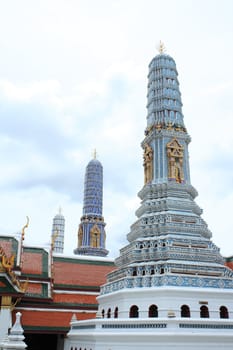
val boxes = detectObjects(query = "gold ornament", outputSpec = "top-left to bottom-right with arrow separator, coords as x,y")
143,143 -> 153,184
167,138 -> 184,183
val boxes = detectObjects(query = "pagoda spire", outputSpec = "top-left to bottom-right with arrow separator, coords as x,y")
144,51 -> 189,185
93,148 -> 97,159
145,50 -> 186,137
51,208 -> 65,253
158,40 -> 166,54
74,156 -> 108,256
101,49 -> 233,295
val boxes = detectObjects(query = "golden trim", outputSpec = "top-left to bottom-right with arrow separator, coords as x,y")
0,244 -> 28,293
1,296 -> 12,308
2,254 -> 14,270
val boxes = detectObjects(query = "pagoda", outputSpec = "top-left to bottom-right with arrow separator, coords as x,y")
74,153 -> 108,256
65,46 -> 233,350
51,208 -> 65,253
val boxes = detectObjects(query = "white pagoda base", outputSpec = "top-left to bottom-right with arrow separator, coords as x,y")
65,317 -> 233,350
65,287 -> 233,350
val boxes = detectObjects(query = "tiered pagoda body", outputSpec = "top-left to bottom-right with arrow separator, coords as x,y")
51,208 -> 65,253
74,155 -> 108,257
66,50 -> 233,350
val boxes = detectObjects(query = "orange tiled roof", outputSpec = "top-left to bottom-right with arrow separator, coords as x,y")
0,240 -> 14,258
15,309 -> 96,329
53,259 -> 115,287
22,252 -> 43,275
53,292 -> 97,304
26,282 -> 43,295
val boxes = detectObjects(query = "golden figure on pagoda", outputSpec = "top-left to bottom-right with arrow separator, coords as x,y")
166,138 -> 184,183
143,143 -> 153,184
90,224 -> 100,248
78,225 -> 83,247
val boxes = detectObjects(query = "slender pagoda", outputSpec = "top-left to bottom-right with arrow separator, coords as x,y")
66,46 -> 233,350
51,208 -> 65,253
74,152 -> 108,256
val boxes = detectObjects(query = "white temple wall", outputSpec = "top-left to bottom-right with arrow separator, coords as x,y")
98,287 -> 233,319
65,319 -> 233,350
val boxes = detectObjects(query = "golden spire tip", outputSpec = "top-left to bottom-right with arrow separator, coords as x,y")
158,40 -> 166,54
93,149 -> 97,159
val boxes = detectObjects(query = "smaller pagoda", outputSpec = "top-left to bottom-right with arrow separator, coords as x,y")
74,152 -> 108,256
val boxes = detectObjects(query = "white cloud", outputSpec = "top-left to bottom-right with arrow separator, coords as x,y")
0,79 -> 61,102
199,81 -> 233,97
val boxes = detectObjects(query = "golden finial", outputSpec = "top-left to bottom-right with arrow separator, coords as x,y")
22,216 -> 29,241
158,40 -> 166,54
2,254 -> 15,270
93,149 -> 97,159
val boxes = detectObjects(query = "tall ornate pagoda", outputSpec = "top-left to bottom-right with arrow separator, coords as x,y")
74,153 -> 108,256
66,47 -> 233,350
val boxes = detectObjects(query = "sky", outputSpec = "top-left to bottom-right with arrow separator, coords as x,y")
0,0 -> 233,258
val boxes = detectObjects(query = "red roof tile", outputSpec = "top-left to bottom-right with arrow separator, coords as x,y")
26,282 -> 42,295
22,252 -> 43,275
0,241 -> 13,258
53,261 -> 115,287
53,293 -> 97,304
16,309 -> 96,328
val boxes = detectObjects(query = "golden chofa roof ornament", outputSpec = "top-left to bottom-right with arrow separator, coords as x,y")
21,216 -> 29,242
158,40 -> 166,54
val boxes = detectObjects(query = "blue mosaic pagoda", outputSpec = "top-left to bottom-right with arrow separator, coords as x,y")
101,46 -> 233,292
66,46 -> 233,350
74,153 -> 108,256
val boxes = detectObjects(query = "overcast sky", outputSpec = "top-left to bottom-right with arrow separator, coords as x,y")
0,0 -> 233,258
